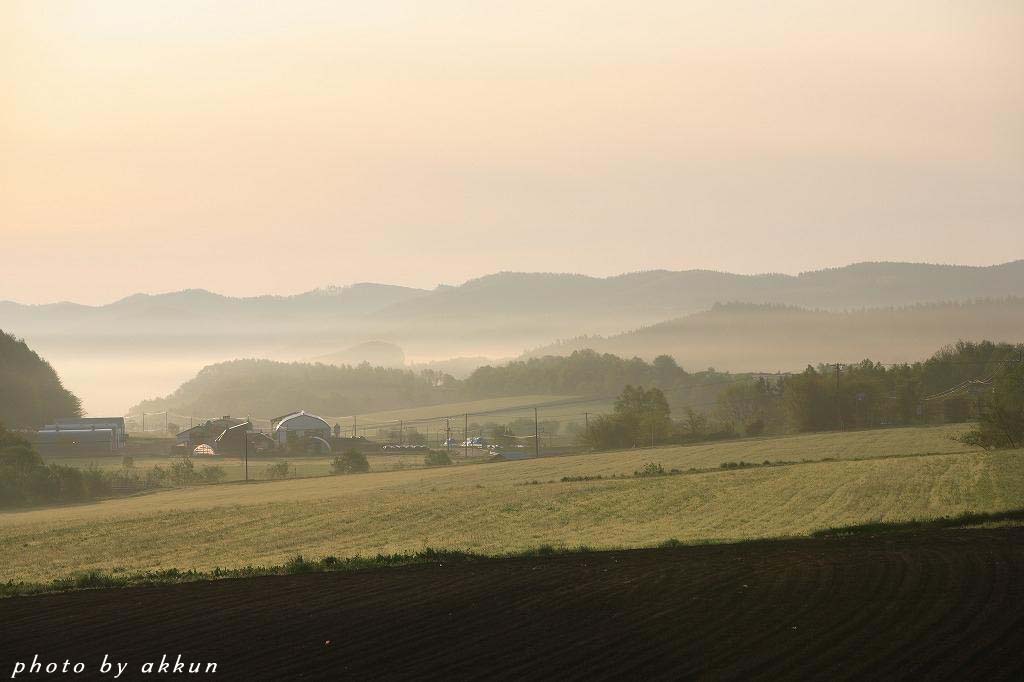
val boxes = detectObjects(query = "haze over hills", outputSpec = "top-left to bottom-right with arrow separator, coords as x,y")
2,260 -> 1023,414
378,261 -> 1024,323
313,341 -> 407,369
528,299 -> 1024,372
5,260 -> 1023,348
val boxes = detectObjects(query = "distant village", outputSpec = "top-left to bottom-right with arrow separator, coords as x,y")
32,409 -> 530,459
36,411 -> 353,457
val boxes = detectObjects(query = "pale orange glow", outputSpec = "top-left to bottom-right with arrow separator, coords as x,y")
2,1 -> 1022,303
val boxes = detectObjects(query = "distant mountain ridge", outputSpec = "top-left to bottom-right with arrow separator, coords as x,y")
0,283 -> 430,335
4,260 -> 1022,338
4,260 -> 1023,414
5,260 -> 1024,310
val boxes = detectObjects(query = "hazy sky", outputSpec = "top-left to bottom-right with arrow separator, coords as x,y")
2,1 -> 1022,304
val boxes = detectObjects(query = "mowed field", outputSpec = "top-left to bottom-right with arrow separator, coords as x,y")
41,452 -> 443,480
3,424 -> 1021,583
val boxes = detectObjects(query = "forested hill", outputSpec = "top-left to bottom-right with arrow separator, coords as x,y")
526,298 -> 1024,372
131,351 -> 727,420
0,330 -> 81,428
131,360 -> 454,422
129,338 -> 1022,423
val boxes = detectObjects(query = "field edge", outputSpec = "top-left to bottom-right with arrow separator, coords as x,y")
5,508 -> 1021,600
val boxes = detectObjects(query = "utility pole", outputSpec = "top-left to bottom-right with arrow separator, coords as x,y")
164,412 -> 167,433
584,412 -> 589,437
142,413 -> 146,433
243,423 -> 249,482
399,420 -> 404,446
534,407 -> 540,458
464,413 -> 469,458
353,416 -> 357,439
446,417 -> 451,452
835,363 -> 843,431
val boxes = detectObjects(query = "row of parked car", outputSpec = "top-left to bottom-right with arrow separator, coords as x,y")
379,438 -> 532,452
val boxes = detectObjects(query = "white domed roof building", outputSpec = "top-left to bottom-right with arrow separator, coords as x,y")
271,410 -> 331,447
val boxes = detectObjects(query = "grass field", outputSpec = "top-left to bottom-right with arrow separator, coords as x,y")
41,452 -> 446,480
3,424 -> 1019,583
326,393 -> 615,445
330,394 -> 586,424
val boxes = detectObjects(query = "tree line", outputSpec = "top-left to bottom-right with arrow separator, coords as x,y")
715,340 -> 1023,435
583,341 -> 1024,450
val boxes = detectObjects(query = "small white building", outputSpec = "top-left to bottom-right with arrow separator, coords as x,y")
271,411 -> 331,446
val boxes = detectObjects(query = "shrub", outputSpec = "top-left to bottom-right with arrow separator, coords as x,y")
168,457 -> 196,486
561,474 -> 604,482
106,467 -> 146,492
199,466 -> 227,483
331,449 -> 369,474
284,555 -> 316,574
121,455 -> 135,468
634,462 -> 666,477
424,450 -> 452,467
261,461 -> 293,480
145,465 -> 169,488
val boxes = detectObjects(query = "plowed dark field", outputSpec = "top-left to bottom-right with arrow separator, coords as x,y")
2,527 -> 1022,680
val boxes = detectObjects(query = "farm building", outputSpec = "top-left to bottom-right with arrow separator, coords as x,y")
35,425 -> 117,452
213,423 -> 276,456
271,411 -> 331,447
55,417 -> 126,448
35,416 -> 127,453
175,416 -> 247,451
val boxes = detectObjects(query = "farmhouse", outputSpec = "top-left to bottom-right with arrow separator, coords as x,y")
271,410 -> 331,447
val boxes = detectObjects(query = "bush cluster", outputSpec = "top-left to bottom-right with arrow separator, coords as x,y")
634,462 -> 667,477
424,450 -> 452,467
331,449 -> 369,474
260,461 -> 293,480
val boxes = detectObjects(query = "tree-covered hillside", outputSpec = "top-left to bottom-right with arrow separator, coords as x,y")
132,341 -> 1023,436
131,351 -> 731,420
0,330 -> 81,427
132,359 -> 459,420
